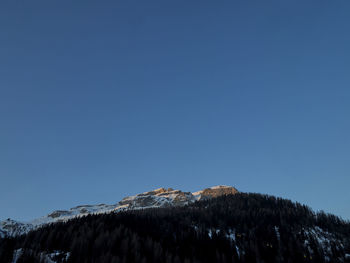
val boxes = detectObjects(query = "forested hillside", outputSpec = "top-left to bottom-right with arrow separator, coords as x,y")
1,193 -> 349,263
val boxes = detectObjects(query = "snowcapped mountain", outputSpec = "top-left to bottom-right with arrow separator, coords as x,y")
0,185 -> 238,237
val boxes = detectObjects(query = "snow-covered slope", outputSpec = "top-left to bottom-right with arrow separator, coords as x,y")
0,219 -> 34,237
0,185 -> 238,237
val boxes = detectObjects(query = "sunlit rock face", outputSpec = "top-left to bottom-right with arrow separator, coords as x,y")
118,188 -> 195,208
118,186 -> 239,208
193,185 -> 239,200
0,185 -> 239,237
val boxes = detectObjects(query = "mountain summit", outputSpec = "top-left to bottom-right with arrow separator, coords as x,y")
0,185 -> 238,237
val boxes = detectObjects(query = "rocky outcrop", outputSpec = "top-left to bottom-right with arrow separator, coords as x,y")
0,219 -> 33,236
118,188 -> 195,208
194,185 -> 239,200
118,186 -> 238,209
48,210 -> 73,219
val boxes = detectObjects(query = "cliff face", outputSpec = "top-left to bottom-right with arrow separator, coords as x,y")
194,185 -> 239,200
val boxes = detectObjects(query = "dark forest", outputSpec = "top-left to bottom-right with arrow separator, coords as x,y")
1,193 -> 349,263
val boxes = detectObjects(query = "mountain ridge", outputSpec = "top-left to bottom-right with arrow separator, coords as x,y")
2,192 -> 349,263
0,185 -> 238,237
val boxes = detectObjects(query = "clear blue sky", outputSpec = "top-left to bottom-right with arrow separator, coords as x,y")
1,0 -> 349,221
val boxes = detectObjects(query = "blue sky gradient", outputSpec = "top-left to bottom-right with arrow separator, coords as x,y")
0,0 -> 349,221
